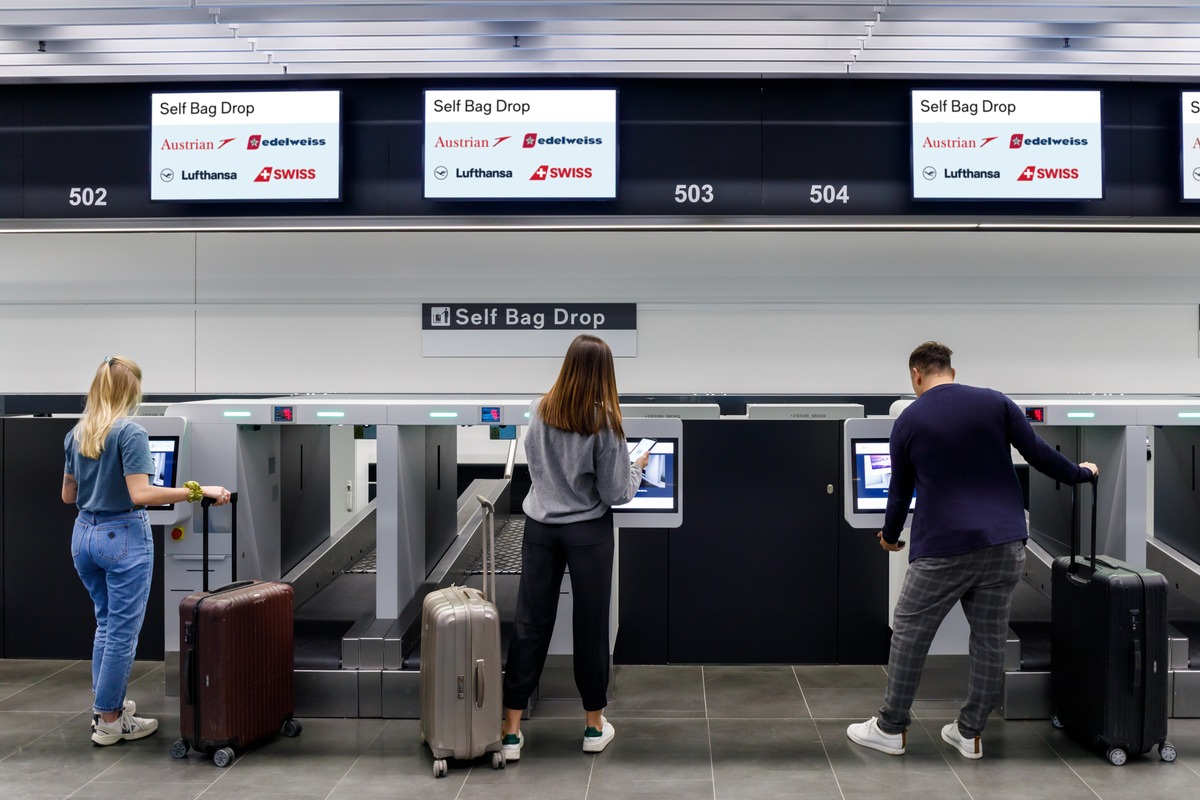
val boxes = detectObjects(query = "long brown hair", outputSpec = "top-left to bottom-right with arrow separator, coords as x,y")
539,335 -> 624,439
74,356 -> 143,459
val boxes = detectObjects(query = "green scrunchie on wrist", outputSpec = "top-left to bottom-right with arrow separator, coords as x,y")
184,481 -> 203,503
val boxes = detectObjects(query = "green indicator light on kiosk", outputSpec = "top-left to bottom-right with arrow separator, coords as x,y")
316,411 -> 345,418
524,412 -> 531,419
429,412 -> 458,419
1179,412 -> 1200,419
223,410 -> 252,418
1066,412 -> 1095,419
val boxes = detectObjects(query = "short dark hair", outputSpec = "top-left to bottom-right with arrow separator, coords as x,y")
909,341 -> 953,375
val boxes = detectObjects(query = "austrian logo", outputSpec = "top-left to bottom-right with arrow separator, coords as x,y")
920,136 -> 997,149
160,137 -> 236,151
254,167 -> 318,182
433,136 -> 511,148
1017,165 -> 1080,181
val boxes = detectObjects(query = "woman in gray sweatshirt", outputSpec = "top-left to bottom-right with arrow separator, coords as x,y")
500,334 -> 648,760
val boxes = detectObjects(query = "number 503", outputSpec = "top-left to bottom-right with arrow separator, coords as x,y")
674,184 -> 713,203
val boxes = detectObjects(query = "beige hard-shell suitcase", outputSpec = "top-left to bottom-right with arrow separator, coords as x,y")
419,496 -> 505,777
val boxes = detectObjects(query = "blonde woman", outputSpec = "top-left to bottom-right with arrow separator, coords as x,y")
62,356 -> 230,746
501,335 -> 648,760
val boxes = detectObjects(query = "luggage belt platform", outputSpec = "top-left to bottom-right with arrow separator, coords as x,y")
289,478 -> 513,719
1001,538 -> 1200,719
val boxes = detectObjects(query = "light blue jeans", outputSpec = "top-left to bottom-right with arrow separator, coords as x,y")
71,509 -> 153,714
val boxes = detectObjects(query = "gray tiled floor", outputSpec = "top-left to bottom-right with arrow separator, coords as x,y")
0,660 -> 1197,799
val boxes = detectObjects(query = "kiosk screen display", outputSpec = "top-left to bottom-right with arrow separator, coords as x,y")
147,435 -> 180,510
910,89 -> 1102,200
613,437 -> 678,513
150,90 -> 342,201
850,438 -> 915,514
424,89 -> 617,200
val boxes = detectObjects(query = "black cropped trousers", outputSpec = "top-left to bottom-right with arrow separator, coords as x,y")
502,510 -> 614,713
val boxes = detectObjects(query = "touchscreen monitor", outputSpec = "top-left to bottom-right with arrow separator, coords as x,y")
147,435 -> 180,510
614,437 -> 678,513
850,438 -> 916,514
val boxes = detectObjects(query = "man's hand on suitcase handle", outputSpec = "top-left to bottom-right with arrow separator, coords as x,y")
876,532 -> 905,552
1079,461 -> 1099,482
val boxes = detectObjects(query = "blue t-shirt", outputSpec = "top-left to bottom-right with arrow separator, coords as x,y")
64,419 -> 155,514
881,383 -> 1093,560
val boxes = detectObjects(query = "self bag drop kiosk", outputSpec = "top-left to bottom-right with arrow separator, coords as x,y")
161,397 -> 684,718
1141,397 -> 1200,717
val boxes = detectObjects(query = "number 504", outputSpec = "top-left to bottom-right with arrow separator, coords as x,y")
810,184 -> 849,204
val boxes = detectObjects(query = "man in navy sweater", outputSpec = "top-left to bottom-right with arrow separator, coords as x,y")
847,342 -> 1096,760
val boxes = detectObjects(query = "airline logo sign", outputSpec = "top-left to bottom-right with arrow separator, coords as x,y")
424,89 -> 617,200
422,303 -> 637,358
151,90 -> 341,201
911,90 -> 1102,199
1181,93 -> 1200,200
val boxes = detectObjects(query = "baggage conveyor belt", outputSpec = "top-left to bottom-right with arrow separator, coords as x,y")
292,515 -> 528,671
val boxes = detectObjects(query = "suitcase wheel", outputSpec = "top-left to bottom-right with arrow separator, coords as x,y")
170,739 -> 189,759
1160,743 -> 1178,763
282,718 -> 303,738
213,746 -> 236,768
433,759 -> 448,778
1050,714 -> 1064,730
492,751 -> 506,770
1106,747 -> 1128,767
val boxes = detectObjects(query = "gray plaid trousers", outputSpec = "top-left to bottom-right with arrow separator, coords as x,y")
877,539 -> 1026,738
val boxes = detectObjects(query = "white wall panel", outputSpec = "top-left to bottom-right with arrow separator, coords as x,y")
627,303 -> 1198,395
190,301 -> 1198,396
0,305 -> 196,393
0,233 -> 196,305
3,228 -> 1200,395
194,229 -> 1200,305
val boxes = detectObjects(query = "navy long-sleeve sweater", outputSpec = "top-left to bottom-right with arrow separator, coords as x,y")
882,383 -> 1093,560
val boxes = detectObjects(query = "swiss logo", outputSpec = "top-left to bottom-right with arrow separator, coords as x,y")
1017,165 -> 1079,181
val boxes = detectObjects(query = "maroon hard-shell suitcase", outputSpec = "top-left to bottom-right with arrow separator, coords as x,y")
170,495 -> 301,767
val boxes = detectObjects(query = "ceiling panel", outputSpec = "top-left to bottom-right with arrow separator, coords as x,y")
0,1 -> 1196,80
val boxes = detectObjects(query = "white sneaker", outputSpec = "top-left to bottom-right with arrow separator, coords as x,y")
582,716 -> 615,753
846,717 -> 906,755
941,721 -> 982,759
91,710 -> 158,746
92,699 -> 136,732
501,731 -> 524,762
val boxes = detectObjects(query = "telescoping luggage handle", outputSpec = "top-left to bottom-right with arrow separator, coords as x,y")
200,492 -> 240,593
475,495 -> 497,604
1068,474 -> 1099,576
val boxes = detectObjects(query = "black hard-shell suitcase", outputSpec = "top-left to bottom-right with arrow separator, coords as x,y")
1050,478 -> 1176,765
171,494 -> 302,767
419,496 -> 505,778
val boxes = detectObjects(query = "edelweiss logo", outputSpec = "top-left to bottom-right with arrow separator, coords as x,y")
247,135 -> 262,150
524,133 -> 538,148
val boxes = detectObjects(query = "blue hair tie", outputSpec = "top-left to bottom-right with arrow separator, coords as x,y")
103,356 -> 113,365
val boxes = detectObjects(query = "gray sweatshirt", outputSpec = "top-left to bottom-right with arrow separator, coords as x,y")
522,397 -> 642,524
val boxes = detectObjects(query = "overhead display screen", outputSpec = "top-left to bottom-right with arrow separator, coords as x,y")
150,90 -> 341,201
911,90 -> 1102,200
1183,92 -> 1200,200
424,89 -> 617,200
